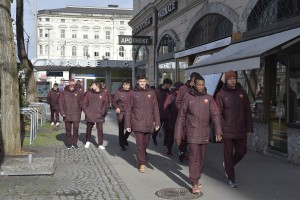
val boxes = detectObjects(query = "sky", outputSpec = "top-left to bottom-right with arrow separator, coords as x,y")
11,0 -> 133,59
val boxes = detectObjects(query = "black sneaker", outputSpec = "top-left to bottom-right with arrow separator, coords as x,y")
66,144 -> 72,149
125,140 -> 129,146
72,144 -> 78,149
152,135 -> 157,145
178,152 -> 185,162
228,180 -> 237,188
121,146 -> 126,151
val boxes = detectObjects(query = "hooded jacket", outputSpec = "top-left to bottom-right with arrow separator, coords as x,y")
174,87 -> 222,144
125,85 -> 160,132
59,85 -> 83,122
154,85 -> 172,120
83,89 -> 108,123
112,87 -> 132,122
47,88 -> 60,109
215,84 -> 253,139
175,80 -> 191,109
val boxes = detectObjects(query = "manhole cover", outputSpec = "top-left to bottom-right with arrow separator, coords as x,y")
155,188 -> 203,199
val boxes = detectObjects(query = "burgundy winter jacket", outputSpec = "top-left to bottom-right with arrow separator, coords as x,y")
47,88 -> 60,109
59,86 -> 83,122
155,85 -> 172,120
175,81 -> 191,109
112,87 -> 132,122
163,93 -> 178,129
215,84 -> 253,139
125,85 -> 160,132
83,89 -> 108,123
75,84 -> 83,94
174,88 -> 222,144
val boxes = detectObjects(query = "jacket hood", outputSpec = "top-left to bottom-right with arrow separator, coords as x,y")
158,84 -> 171,91
190,87 -> 207,96
64,85 -> 77,92
118,86 -> 132,92
134,84 -> 151,92
185,80 -> 192,88
51,88 -> 60,92
222,82 -> 242,92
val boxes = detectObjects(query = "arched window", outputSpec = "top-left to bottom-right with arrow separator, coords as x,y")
105,47 -> 110,58
39,45 -> 43,55
185,13 -> 233,48
72,46 -> 77,56
45,45 -> 49,56
83,46 -> 89,57
158,34 -> 175,56
136,46 -> 146,62
119,46 -> 124,57
60,45 -> 65,56
247,0 -> 300,31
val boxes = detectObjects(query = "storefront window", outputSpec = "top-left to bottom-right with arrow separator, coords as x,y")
158,61 -> 175,84
136,46 -> 147,62
158,34 -> 175,56
177,58 -> 188,82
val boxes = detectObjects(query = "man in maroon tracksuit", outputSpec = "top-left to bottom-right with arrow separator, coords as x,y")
112,79 -> 132,151
215,70 -> 253,188
175,72 -> 201,162
175,75 -> 222,194
152,78 -> 172,146
125,74 -> 160,173
163,81 -> 184,156
59,79 -> 83,149
83,80 -> 108,150
47,83 -> 60,126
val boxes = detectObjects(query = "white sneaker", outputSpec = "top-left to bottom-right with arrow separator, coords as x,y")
85,141 -> 90,148
51,122 -> 55,126
55,122 -> 60,127
98,145 -> 105,150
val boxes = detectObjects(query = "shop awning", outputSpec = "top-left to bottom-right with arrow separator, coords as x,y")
186,27 -> 300,75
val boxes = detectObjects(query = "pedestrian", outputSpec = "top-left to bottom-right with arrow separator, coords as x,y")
215,70 -> 253,188
83,80 -> 108,150
175,75 -> 222,194
175,72 -> 201,162
125,74 -> 160,173
163,81 -> 184,156
101,81 -> 111,107
47,83 -> 60,126
59,79 -> 83,149
152,78 -> 172,146
75,80 -> 83,94
112,79 -> 132,151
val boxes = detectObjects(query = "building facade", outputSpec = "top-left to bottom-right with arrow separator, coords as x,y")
129,0 -> 300,165
34,5 -> 133,96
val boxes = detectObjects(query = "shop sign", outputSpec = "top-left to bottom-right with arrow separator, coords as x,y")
158,1 -> 177,20
132,17 -> 152,35
119,35 -> 152,45
46,71 -> 63,77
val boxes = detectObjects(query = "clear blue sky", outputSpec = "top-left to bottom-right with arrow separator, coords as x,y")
11,0 -> 133,59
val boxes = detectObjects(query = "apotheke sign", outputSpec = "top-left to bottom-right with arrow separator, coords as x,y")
119,35 -> 152,45
158,1 -> 177,20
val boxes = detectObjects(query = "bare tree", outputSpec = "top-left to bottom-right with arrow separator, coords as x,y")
0,0 -> 22,155
16,0 -> 38,102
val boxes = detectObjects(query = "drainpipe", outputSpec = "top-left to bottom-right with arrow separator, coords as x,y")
153,6 -> 158,87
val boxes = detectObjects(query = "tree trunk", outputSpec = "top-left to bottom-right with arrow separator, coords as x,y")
0,0 -> 22,155
16,0 -> 38,102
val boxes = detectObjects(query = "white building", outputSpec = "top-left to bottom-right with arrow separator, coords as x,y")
34,5 -> 133,97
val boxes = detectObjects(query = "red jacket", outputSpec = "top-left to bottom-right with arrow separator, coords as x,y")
155,85 -> 172,120
59,86 -> 83,122
175,88 -> 222,144
125,85 -> 160,132
112,87 -> 132,122
47,88 -> 60,109
83,89 -> 108,123
175,81 -> 191,109
163,93 -> 177,129
215,84 -> 253,139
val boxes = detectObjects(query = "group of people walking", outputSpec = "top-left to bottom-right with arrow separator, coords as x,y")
47,70 -> 253,194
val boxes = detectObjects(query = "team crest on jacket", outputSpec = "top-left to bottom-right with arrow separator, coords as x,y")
75,93 -> 77,96
148,94 -> 151,98
204,99 -> 209,103
239,94 -> 244,98
99,95 -> 102,99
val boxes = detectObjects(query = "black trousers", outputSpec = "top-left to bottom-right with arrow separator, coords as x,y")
118,118 -> 131,147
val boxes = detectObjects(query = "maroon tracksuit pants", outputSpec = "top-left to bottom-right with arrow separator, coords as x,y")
135,132 -> 151,165
50,109 -> 59,123
223,139 -> 247,181
65,121 -> 79,145
188,143 -> 206,185
118,118 -> 131,147
86,121 -> 104,145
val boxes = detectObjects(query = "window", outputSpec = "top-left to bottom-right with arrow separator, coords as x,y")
61,19 -> 65,23
60,29 -> 65,38
120,21 -> 125,25
45,18 -> 50,22
45,29 -> 50,38
38,18 -> 42,22
106,31 -> 110,40
136,46 -> 146,62
120,31 -> 124,35
39,29 -> 43,37
60,46 -> 65,56
83,46 -> 89,57
119,46 -> 124,57
45,45 -> 49,56
94,52 -> 99,57
94,31 -> 99,39
83,30 -> 88,39
39,45 -> 43,55
158,34 -> 175,56
72,30 -> 77,39
72,46 -> 77,56
105,52 -> 110,57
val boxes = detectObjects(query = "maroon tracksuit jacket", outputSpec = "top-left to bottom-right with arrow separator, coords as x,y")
112,87 -> 132,122
47,88 -> 60,110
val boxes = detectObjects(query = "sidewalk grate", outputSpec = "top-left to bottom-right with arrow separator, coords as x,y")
155,188 -> 202,199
